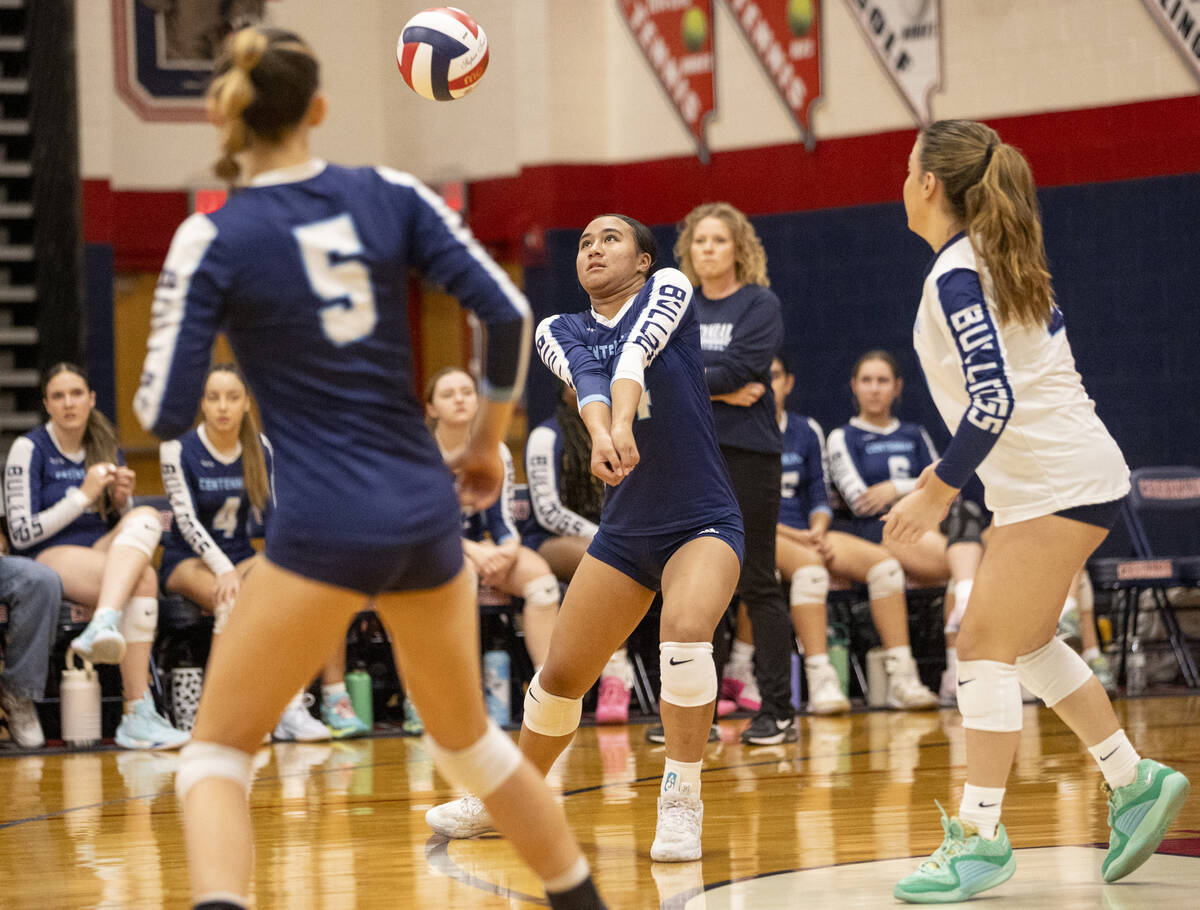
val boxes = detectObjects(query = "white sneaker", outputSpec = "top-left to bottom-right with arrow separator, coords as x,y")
425,794 -> 494,838
0,680 -> 45,748
884,655 -> 938,710
806,664 -> 851,715
273,692 -> 331,742
651,790 -> 704,862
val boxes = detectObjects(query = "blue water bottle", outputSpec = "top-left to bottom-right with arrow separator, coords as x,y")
483,649 -> 511,726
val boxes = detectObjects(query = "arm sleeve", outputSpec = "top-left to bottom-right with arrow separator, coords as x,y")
804,418 -> 832,519
134,213 -> 228,439
611,268 -> 694,390
160,440 -> 236,577
377,168 -> 531,405
3,437 -> 89,550
536,315 -> 613,411
704,288 -> 784,395
482,443 -> 519,545
930,269 -> 1014,489
826,428 -> 872,516
525,425 -> 600,539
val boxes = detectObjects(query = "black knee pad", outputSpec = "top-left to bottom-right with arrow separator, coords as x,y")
941,499 -> 986,547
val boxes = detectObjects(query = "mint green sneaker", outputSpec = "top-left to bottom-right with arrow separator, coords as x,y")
1101,758 -> 1190,882
401,696 -> 424,736
894,805 -> 1016,903
115,694 -> 190,751
320,692 -> 370,739
70,608 -> 126,665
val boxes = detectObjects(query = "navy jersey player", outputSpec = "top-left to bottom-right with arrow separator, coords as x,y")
426,366 -> 561,670
891,120 -> 1187,902
4,364 -> 188,750
134,28 -> 604,910
428,214 -> 744,863
769,354 -> 936,712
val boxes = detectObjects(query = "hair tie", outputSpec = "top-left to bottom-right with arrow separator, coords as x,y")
983,141 -> 997,168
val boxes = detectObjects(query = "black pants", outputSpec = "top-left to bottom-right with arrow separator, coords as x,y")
718,445 -> 793,720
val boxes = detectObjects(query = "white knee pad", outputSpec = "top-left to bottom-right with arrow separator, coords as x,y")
423,718 -> 523,799
213,597 -> 233,636
112,509 -> 163,558
120,596 -> 159,644
659,641 -> 717,708
1015,637 -> 1093,707
946,579 -> 973,634
522,574 -> 560,610
176,741 -> 254,802
790,565 -> 829,605
522,670 -> 583,737
955,659 -> 1022,732
866,557 -> 905,601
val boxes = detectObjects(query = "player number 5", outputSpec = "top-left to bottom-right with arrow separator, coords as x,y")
293,214 -> 378,345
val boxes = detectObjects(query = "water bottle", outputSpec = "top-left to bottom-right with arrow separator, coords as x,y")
345,666 -> 374,728
61,648 -> 101,747
827,624 -> 850,697
483,649 -> 511,726
866,647 -> 888,707
790,650 -> 802,711
1126,637 -> 1146,696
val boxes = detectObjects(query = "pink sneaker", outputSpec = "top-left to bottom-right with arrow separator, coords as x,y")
723,662 -> 761,713
595,674 -> 631,724
717,698 -> 738,717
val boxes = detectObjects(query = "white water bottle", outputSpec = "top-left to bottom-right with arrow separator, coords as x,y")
61,648 -> 102,746
1126,637 -> 1146,696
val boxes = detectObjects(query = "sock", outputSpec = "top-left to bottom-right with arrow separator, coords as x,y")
805,653 -> 831,671
545,875 -> 604,910
1089,729 -> 1141,789
945,648 -> 958,672
1060,595 -> 1078,622
884,645 -> 913,662
124,690 -> 149,714
959,783 -> 1006,839
1082,646 -> 1100,663
93,606 -> 119,621
730,639 -> 754,667
322,682 -> 347,700
661,757 -> 702,797
544,855 -> 589,893
603,647 -> 628,677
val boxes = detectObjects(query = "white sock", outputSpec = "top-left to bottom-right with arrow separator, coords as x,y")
661,757 -> 702,797
1089,729 -> 1141,789
805,652 -> 831,671
543,855 -> 590,894
730,639 -> 754,667
1081,646 -> 1100,663
322,682 -> 347,700
959,783 -> 1006,839
884,645 -> 913,662
603,647 -> 628,677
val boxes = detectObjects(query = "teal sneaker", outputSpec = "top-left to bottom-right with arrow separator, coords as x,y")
894,805 -> 1016,903
70,608 -> 126,665
320,692 -> 370,739
401,696 -> 424,736
115,694 -> 190,750
1101,758 -> 1190,882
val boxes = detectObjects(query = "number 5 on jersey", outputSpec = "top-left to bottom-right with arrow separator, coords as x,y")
293,214 -> 378,345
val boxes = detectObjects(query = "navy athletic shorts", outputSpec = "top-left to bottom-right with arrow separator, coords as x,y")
586,513 -> 744,590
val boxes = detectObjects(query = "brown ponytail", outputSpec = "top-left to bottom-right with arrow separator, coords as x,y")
206,364 -> 269,512
42,363 -> 119,520
919,120 -> 1055,328
207,27 -> 319,184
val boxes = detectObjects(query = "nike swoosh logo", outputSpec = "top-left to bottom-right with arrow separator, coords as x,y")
529,691 -> 540,703
669,658 -> 694,666
957,678 -> 975,686
1100,747 -> 1119,761
978,801 -> 998,808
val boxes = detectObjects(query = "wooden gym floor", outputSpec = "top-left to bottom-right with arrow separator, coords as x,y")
1,695 -> 1197,908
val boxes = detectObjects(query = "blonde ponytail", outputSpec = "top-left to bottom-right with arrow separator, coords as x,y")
208,28 -> 269,184
238,414 -> 270,512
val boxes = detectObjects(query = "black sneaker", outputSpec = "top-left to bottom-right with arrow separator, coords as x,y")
741,713 -> 797,745
644,724 -> 720,745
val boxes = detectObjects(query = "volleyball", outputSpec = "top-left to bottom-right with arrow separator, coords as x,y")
397,7 -> 489,101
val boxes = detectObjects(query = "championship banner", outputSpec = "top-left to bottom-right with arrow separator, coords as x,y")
617,1 -> 717,162
1138,0 -> 1200,86
723,0 -> 822,149
842,0 -> 941,126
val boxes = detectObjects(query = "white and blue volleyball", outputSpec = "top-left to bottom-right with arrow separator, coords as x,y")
397,7 -> 489,101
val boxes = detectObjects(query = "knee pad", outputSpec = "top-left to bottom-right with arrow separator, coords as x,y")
955,660 -> 1022,732
866,557 -> 905,600
522,573 -> 560,610
659,641 -> 717,708
423,718 -> 523,799
112,509 -> 163,558
120,596 -> 159,644
946,579 -> 973,634
789,565 -> 829,606
213,597 -> 233,636
1015,637 -> 1093,707
176,741 -> 254,802
521,670 -> 583,737
942,499 -> 985,547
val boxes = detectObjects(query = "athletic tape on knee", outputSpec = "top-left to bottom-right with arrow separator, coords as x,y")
866,557 -> 905,600
522,574 -> 560,610
119,596 -> 159,644
522,670 -> 583,737
112,509 -> 163,558
659,641 -> 717,708
176,741 -> 254,802
789,565 -> 829,605
1015,637 -> 1093,707
423,718 -> 522,800
945,579 -> 973,633
955,659 -> 1023,732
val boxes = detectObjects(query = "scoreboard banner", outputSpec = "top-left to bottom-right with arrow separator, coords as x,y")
1138,0 -> 1200,87
723,0 -> 823,149
617,0 -> 718,162
841,0 -> 942,126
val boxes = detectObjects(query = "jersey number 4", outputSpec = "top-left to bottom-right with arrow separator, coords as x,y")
213,496 -> 241,539
293,215 -> 378,346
